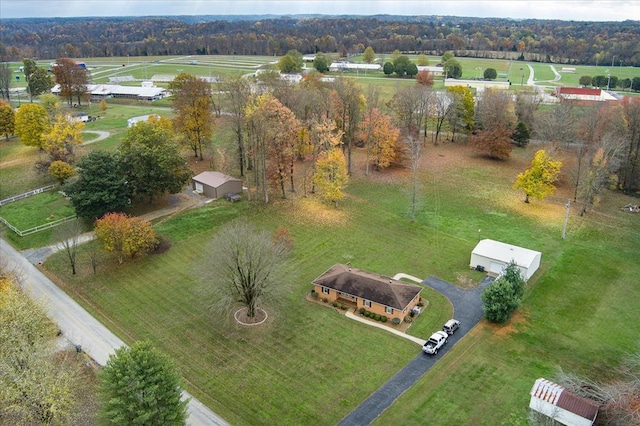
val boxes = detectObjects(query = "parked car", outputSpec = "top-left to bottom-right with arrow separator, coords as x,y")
442,319 -> 460,335
422,331 -> 448,355
225,192 -> 241,202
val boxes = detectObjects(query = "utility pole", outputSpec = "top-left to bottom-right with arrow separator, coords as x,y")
562,200 -> 570,240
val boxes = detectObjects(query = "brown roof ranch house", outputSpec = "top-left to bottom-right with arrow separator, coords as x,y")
192,171 -> 242,199
312,264 -> 423,322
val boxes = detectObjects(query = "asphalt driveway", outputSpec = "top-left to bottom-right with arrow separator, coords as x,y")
338,275 -> 494,426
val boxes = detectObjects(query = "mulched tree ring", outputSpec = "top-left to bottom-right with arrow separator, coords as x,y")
234,307 -> 268,326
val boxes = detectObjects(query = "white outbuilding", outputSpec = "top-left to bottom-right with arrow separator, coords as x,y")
529,378 -> 599,426
470,239 -> 541,280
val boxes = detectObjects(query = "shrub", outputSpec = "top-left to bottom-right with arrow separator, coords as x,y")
322,298 -> 328,303
340,305 -> 347,310
392,317 -> 401,325
404,317 -> 413,323
364,311 -> 371,317
381,316 -> 387,323
332,302 -> 338,308
374,314 -> 381,321
409,311 -> 415,318
417,301 -> 424,307
358,307 -> 365,315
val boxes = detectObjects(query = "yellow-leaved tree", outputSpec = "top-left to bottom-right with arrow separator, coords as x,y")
94,212 -> 158,264
514,149 -> 562,203
42,114 -> 85,163
48,160 -> 75,184
314,147 -> 348,207
14,103 -> 50,148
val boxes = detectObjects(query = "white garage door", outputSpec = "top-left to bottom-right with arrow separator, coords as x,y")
489,261 -> 505,275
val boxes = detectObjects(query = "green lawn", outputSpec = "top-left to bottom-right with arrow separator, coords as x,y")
41,141 -> 640,425
0,190 -> 74,230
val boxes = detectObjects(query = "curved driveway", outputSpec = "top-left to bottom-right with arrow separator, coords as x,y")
338,275 -> 494,426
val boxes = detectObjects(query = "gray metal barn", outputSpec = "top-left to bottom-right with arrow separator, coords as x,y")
192,171 -> 242,200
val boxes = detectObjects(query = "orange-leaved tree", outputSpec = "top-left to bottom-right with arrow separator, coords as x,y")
94,213 -> 158,264
361,108 -> 400,173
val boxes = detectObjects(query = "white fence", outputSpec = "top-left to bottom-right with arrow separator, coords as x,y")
0,184 -> 58,206
0,214 -> 77,237
0,184 -> 77,236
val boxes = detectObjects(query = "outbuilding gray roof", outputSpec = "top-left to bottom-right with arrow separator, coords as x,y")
192,171 -> 241,188
312,264 -> 422,310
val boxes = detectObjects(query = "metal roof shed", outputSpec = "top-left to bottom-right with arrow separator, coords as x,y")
470,239 -> 541,280
192,171 -> 242,200
529,378 -> 599,426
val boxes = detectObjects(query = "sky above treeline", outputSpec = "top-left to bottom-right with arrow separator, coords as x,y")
1,0 -> 637,21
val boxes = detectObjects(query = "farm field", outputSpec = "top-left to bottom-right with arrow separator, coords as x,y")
40,139 -> 640,424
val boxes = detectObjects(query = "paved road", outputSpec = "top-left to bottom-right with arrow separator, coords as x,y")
0,238 -> 228,426
338,275 -> 494,426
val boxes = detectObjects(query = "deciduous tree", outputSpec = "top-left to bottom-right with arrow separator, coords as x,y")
27,67 -> 54,100
472,126 -> 514,160
278,49 -> 303,73
0,62 -> 11,101
98,341 -> 188,425
198,220 -> 292,320
119,117 -> 191,203
332,77 -> 365,174
416,69 -> 434,86
42,113 -> 85,162
63,150 -> 131,220
443,58 -> 462,79
0,100 -> 15,139
14,103 -> 50,148
314,147 -> 348,206
170,73 -> 214,160
0,269 -> 83,425
362,108 -> 400,171
48,159 -> 75,184
446,85 -> 475,140
313,53 -> 329,73
54,218 -> 83,274
513,149 -> 562,203
52,57 -> 88,106
39,93 -> 62,124
363,46 -> 376,64
94,212 -> 158,264
483,67 -> 497,80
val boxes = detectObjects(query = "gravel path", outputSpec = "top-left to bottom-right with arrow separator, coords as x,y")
338,275 -> 494,426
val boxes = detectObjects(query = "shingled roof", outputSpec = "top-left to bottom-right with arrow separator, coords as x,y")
312,264 -> 422,310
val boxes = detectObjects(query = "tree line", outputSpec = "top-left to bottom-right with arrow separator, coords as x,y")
1,15 -> 638,65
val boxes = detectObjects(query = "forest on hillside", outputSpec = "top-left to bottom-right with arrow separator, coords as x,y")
0,15 -> 638,66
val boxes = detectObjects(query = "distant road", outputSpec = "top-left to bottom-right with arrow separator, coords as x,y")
0,238 -> 229,426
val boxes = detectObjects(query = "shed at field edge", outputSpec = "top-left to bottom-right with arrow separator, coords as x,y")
529,378 -> 599,426
470,239 -> 541,280
192,171 -> 242,199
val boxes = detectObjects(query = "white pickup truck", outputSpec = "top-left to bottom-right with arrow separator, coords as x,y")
422,331 -> 448,355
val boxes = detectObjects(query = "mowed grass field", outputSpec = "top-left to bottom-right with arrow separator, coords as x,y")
41,140 -> 640,424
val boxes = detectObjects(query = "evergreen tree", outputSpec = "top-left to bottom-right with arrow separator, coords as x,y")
98,341 -> 188,425
511,121 -> 531,147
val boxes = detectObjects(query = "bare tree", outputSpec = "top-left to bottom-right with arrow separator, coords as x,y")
55,219 -> 83,275
0,62 -> 12,101
404,134 -> 422,221
222,76 -> 252,177
534,101 -> 577,151
197,221 -> 293,321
